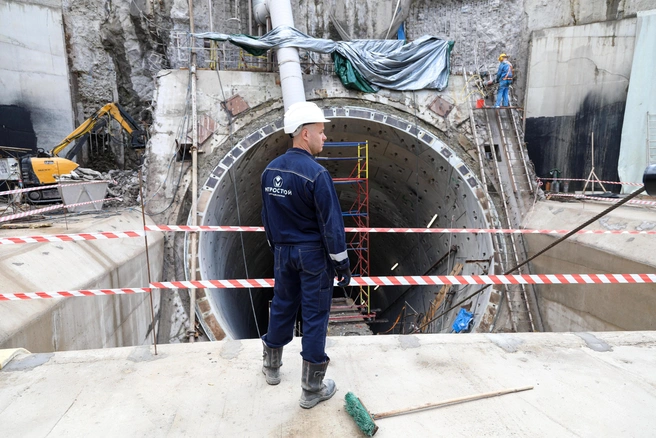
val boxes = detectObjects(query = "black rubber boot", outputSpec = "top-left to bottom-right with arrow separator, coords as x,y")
262,341 -> 283,385
299,359 -> 336,409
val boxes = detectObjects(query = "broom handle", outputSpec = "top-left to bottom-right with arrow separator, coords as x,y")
372,386 -> 534,420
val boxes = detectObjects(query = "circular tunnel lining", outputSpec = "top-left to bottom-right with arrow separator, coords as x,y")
197,106 -> 497,339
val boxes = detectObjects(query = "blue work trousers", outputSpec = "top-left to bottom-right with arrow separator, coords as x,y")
495,80 -> 512,107
262,244 -> 333,364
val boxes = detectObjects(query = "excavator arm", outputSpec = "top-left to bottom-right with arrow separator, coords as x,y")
50,103 -> 146,159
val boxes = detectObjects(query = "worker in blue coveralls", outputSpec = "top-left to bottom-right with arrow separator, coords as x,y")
260,101 -> 351,409
495,53 -> 514,107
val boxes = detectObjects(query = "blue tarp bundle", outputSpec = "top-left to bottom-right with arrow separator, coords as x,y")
452,308 -> 474,333
194,25 -> 454,93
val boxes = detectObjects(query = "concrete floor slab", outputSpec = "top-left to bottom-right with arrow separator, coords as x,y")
1,332 -> 655,437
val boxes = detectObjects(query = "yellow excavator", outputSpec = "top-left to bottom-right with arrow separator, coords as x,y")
20,103 -> 146,202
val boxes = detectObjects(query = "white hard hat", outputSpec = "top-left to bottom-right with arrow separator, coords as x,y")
283,101 -> 331,134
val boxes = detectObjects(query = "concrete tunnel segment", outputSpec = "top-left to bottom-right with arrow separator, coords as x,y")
193,104 -> 502,340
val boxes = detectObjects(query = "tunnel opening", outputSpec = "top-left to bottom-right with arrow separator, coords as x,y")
197,106 -> 497,340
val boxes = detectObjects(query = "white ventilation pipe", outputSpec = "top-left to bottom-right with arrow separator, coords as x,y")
254,0 -> 306,111
253,0 -> 268,25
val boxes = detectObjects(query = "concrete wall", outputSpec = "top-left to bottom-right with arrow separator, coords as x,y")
0,210 -> 164,352
524,200 -> 656,332
523,19 -> 636,191
618,9 -> 656,190
0,0 -> 75,152
62,0 -> 170,121
407,0 -> 524,81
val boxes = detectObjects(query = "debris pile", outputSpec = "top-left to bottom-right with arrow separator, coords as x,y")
105,170 -> 141,208
58,167 -> 105,181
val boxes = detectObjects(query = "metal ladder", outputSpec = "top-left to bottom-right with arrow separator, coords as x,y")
495,109 -> 534,197
486,108 -> 535,224
648,112 -> 656,166
464,69 -> 539,332
483,109 -> 536,333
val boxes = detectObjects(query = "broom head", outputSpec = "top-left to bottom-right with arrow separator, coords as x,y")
345,392 -> 378,436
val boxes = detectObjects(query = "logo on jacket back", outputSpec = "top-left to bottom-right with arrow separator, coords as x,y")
265,174 -> 292,197
273,175 -> 283,188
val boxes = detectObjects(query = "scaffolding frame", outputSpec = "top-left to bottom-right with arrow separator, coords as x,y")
318,141 -> 373,317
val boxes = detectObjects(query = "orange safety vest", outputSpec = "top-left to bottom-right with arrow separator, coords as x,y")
503,61 -> 514,80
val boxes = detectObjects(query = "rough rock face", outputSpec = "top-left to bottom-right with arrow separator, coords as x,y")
319,0 -> 413,40
406,0 -> 524,74
61,0 -> 174,123
62,0 -> 114,114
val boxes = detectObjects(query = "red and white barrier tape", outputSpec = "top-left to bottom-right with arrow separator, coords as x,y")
0,288 -> 151,301
548,192 -> 656,206
537,177 -> 643,187
2,274 -> 655,300
144,225 -> 656,235
351,227 -> 656,235
3,225 -> 656,245
145,225 -> 265,232
0,185 -> 55,196
0,230 -> 144,244
0,198 -> 120,223
0,180 -> 113,196
151,274 -> 656,289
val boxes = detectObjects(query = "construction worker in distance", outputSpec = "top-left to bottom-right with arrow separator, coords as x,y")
260,101 -> 351,409
495,53 -> 514,107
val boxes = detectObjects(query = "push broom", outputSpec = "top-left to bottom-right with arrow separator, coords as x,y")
345,385 -> 533,436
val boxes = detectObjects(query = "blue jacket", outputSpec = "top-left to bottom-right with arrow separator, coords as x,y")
261,148 -> 348,267
496,60 -> 513,82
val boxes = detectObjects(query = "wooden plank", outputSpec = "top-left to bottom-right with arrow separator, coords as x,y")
420,263 -> 463,333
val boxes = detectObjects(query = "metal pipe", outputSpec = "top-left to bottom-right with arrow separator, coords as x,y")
248,0 -> 253,35
494,110 -> 518,194
235,0 -> 241,33
266,17 -> 272,72
208,0 -> 213,32
139,168 -> 158,355
188,0 -> 199,343
505,106 -> 533,193
384,0 -> 402,39
265,0 -> 306,109
253,0 -> 267,25
462,68 -> 488,190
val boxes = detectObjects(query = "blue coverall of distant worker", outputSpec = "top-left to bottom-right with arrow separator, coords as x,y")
495,53 -> 514,107
260,101 -> 351,410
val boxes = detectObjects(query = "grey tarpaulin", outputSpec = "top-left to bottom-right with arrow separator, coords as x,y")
193,26 -> 454,92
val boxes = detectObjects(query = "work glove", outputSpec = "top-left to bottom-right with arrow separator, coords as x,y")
335,262 -> 351,287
